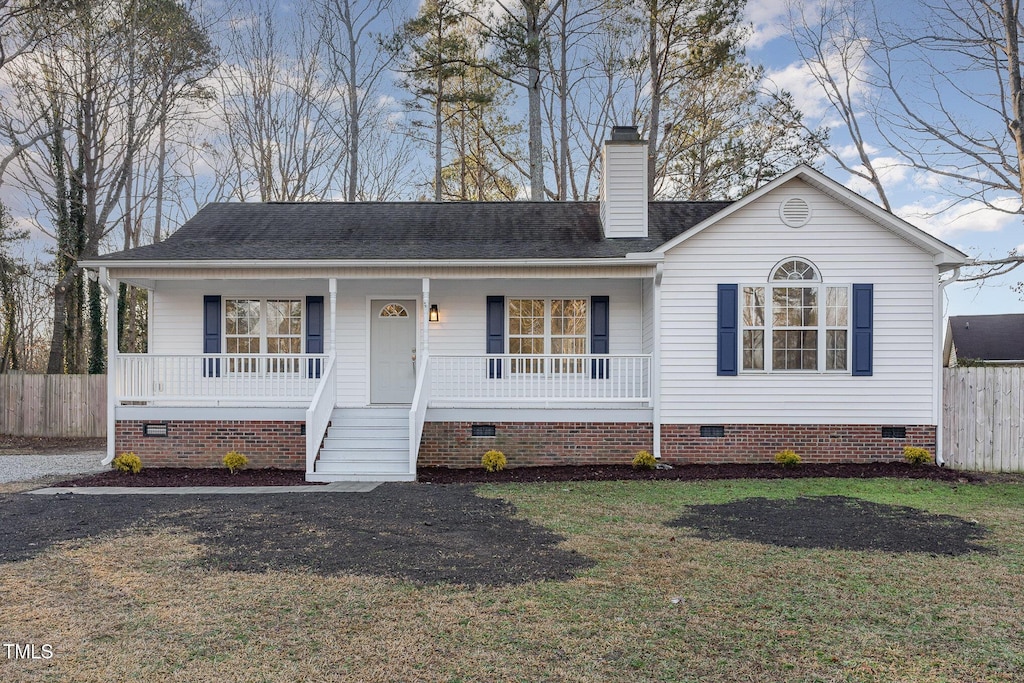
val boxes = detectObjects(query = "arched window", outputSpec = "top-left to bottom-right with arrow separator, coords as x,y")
740,259 -> 849,372
379,303 -> 409,318
772,259 -> 819,281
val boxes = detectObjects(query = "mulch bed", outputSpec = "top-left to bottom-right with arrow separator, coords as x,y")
419,461 -> 979,484
59,467 -> 324,487
0,484 -> 590,585
669,495 -> 992,556
55,461 -> 980,488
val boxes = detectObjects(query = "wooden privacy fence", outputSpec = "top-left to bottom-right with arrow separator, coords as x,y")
943,367 -> 1024,472
0,374 -> 106,438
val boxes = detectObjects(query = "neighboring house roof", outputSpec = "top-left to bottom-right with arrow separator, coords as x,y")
946,314 -> 1024,364
87,201 -> 732,263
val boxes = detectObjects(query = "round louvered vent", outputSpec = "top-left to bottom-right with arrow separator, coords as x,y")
779,197 -> 811,227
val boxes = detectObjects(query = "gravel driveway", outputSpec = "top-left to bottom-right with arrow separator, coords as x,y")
0,451 -> 107,484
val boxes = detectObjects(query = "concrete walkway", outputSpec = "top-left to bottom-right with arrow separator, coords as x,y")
26,481 -> 381,495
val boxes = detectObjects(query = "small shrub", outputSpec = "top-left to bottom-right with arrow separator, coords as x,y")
223,451 -> 249,474
481,449 -> 507,472
112,452 -> 142,474
632,450 -> 657,469
903,446 -> 934,466
774,449 -> 802,467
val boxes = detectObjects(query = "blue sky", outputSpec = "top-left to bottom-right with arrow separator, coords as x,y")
744,0 -> 1024,317
2,0 -> 1021,318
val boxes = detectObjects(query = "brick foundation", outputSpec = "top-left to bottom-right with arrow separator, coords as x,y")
419,421 -> 936,468
114,420 -> 305,469
115,419 -> 937,471
419,421 -> 654,468
661,424 -> 936,464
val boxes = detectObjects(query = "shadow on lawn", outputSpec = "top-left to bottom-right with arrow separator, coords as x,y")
0,484 -> 592,585
670,495 -> 992,555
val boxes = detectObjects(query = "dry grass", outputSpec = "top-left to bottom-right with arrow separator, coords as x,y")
1,478 -> 1022,682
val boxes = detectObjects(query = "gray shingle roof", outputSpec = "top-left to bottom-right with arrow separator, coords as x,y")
90,201 -> 732,262
949,314 -> 1024,362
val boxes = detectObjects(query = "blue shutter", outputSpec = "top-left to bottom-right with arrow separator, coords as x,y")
486,296 -> 504,379
852,284 -> 873,376
717,285 -> 738,376
306,296 -> 324,378
591,295 -> 610,379
203,295 -> 221,378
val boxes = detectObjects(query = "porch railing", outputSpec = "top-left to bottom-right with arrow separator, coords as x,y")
409,354 -> 431,475
306,355 -> 337,474
430,354 -> 652,403
116,353 -> 328,404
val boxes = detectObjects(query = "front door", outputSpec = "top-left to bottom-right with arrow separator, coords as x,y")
370,300 -> 417,404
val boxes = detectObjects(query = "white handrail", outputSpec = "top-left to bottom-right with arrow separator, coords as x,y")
430,354 -> 651,403
305,355 -> 337,475
408,354 -> 431,478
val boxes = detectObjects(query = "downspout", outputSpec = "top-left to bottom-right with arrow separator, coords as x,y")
98,267 -> 117,466
935,267 -> 961,467
652,263 -> 663,459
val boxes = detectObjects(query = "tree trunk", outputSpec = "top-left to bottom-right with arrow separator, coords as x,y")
347,15 -> 359,202
646,3 -> 660,199
526,9 -> 545,201
435,69 -> 443,201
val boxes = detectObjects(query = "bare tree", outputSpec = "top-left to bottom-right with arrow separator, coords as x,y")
319,0 -> 402,202
632,0 -> 746,197
216,5 -> 347,202
786,0 -> 891,210
479,0 -> 565,200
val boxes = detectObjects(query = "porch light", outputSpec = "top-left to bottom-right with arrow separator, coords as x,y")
429,304 -> 440,322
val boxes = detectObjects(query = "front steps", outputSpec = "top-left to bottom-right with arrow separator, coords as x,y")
307,407 -> 415,482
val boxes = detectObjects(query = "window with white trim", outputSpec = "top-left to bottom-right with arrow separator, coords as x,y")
224,298 -> 303,372
507,298 -> 588,372
741,260 -> 849,372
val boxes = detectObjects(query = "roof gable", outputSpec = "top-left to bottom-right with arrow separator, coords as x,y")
653,166 -> 968,270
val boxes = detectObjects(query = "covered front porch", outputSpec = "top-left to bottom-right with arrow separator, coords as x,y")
102,265 -> 661,481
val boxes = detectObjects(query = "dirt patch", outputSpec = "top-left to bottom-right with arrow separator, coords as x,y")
419,462 -> 981,484
0,484 -> 590,585
58,467 -> 322,487
669,495 -> 992,555
0,435 -> 106,455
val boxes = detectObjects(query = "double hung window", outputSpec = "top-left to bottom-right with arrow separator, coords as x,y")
508,298 -> 588,372
741,259 -> 849,372
224,298 -> 303,372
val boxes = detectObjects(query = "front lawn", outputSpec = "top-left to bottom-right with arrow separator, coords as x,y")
1,477 -> 1022,682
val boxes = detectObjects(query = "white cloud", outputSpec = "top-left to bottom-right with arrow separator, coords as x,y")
844,156 -> 908,195
763,61 -> 832,119
896,196 -> 1021,239
744,0 -> 792,50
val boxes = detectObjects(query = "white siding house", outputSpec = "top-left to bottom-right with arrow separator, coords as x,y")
82,129 -> 967,481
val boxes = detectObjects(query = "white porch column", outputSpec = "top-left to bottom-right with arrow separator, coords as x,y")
102,267 -> 117,465
421,277 -> 430,356
652,264 -> 663,459
329,278 -> 337,355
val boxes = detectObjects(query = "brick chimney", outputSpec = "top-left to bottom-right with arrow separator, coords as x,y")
599,126 -> 648,238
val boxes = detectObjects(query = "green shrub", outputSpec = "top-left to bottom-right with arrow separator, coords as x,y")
632,450 -> 657,469
481,450 -> 507,472
223,451 -> 249,474
112,452 -> 142,474
903,446 -> 934,466
774,449 -> 802,467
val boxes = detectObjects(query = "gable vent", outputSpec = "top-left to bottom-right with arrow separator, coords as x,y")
780,197 -> 811,227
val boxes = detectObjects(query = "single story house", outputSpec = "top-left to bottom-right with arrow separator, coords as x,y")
944,314 -> 1024,367
82,127 -> 968,481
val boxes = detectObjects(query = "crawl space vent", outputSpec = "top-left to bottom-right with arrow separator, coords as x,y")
780,197 -> 811,227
